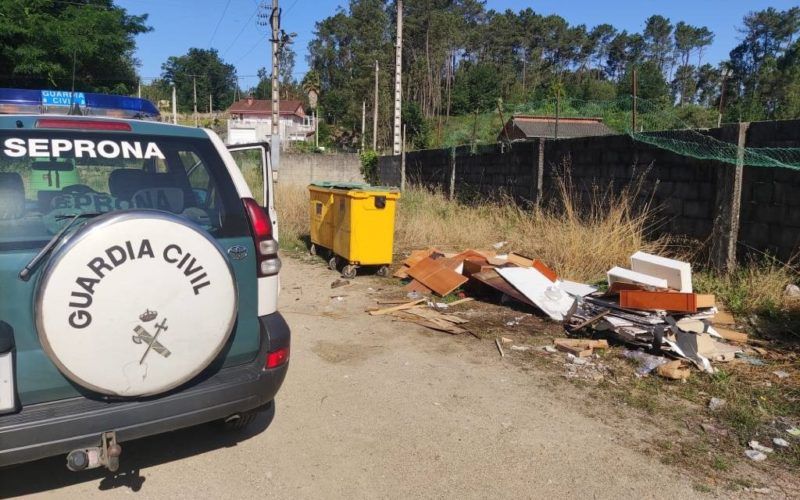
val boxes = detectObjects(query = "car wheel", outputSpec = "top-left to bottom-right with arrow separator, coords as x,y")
376,266 -> 390,277
342,265 -> 357,279
328,255 -> 338,271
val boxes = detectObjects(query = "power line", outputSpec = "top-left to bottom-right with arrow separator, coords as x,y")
223,6 -> 260,55
233,34 -> 268,65
209,0 -> 233,47
283,0 -> 300,14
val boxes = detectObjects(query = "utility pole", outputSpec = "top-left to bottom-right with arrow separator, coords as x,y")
373,60 -> 379,151
193,75 -> 198,127
632,67 -> 638,133
258,1 -> 281,169
717,68 -> 732,128
209,94 -> 213,114
361,100 -> 366,150
171,84 -> 177,125
392,0 -> 403,155
137,79 -> 141,98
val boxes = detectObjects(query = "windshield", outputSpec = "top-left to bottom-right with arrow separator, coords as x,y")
0,130 -> 247,250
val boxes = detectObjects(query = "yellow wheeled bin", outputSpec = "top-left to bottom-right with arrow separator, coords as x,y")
308,182 -> 400,278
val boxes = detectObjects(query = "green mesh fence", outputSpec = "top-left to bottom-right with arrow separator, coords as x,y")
502,96 -> 800,170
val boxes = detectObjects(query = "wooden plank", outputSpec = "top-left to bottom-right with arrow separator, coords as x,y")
446,297 -> 475,307
696,294 -> 716,308
554,338 -> 608,357
620,290 -> 699,313
569,310 -> 610,331
462,258 -> 492,277
393,265 -> 411,279
470,269 -> 536,308
713,325 -> 749,343
507,252 -> 534,267
402,316 -> 467,334
404,307 -> 469,324
368,298 -> 426,316
403,248 -> 442,267
532,260 -> 558,282
404,279 -> 433,294
407,257 -> 468,296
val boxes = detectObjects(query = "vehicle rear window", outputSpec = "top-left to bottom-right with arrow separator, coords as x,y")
0,131 -> 248,249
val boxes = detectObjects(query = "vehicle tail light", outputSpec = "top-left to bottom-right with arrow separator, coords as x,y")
265,346 -> 289,369
242,197 -> 280,277
35,119 -> 132,131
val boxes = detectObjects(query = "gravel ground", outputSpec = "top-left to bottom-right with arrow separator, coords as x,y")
0,256 -> 703,499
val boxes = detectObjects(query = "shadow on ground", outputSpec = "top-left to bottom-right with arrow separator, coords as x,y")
0,403 -> 275,497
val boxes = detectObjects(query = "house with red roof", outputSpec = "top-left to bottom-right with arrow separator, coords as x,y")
226,96 -> 314,145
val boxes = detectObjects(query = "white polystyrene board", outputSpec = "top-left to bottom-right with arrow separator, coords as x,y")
706,325 -> 723,339
559,280 -> 597,297
607,266 -> 669,289
36,214 -> 237,397
604,315 -> 635,327
630,251 -> 692,292
496,267 -> 575,321
0,352 -> 14,412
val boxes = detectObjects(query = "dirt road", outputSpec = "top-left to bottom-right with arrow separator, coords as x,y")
1,257 -> 703,499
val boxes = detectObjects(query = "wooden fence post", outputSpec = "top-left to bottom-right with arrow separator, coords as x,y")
449,146 -> 456,199
710,122 -> 749,272
536,138 -> 545,207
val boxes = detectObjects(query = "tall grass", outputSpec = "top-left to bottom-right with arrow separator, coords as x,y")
274,170 -> 671,283
273,183 -> 308,251
695,259 -> 800,319
273,176 -> 800,318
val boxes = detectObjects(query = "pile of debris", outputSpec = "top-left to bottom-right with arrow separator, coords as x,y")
389,247 -> 750,375
568,251 -> 745,375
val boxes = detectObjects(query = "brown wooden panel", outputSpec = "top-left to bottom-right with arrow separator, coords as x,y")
407,257 -> 468,296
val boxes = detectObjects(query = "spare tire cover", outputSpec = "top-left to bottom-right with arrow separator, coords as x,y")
36,211 -> 237,397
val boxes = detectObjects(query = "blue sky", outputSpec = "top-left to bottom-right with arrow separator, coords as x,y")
118,0 -> 798,90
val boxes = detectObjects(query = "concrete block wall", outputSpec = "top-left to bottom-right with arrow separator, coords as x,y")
278,153 -> 363,185
738,120 -> 800,259
377,119 -> 800,262
543,134 -> 719,240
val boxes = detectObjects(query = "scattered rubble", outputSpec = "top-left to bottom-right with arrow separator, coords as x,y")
379,247 -> 774,382
708,397 -> 726,411
748,440 -> 774,454
773,437 -> 790,448
745,449 -> 768,461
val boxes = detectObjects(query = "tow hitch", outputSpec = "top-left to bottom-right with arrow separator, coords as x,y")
66,431 -> 122,472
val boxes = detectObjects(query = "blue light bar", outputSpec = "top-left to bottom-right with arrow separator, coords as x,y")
85,93 -> 159,117
0,88 -> 160,119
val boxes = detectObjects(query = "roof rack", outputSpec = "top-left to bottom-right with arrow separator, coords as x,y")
0,88 -> 160,120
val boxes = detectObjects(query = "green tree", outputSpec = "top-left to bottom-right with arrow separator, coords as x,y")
619,61 -> 669,104
643,15 -> 673,73
450,63 -> 502,114
728,7 -> 800,120
0,0 -> 150,93
161,48 -> 238,113
401,101 -> 429,149
250,67 -> 271,100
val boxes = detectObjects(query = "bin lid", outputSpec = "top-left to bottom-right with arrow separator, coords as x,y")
309,181 -> 399,192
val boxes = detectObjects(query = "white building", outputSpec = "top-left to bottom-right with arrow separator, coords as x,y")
226,97 -> 314,145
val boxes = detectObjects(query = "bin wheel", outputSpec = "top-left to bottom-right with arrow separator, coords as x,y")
342,265 -> 358,279
376,266 -> 390,277
309,244 -> 317,256
328,255 -> 339,271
